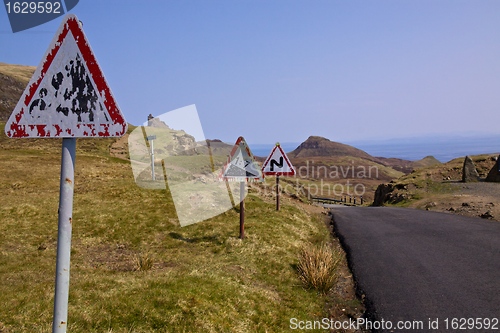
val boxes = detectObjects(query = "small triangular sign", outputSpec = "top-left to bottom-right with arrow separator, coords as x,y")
5,14 -> 127,138
221,136 -> 264,181
262,143 -> 295,176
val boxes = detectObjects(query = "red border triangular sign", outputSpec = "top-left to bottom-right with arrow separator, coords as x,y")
5,14 -> 127,138
262,143 -> 295,176
221,136 -> 264,182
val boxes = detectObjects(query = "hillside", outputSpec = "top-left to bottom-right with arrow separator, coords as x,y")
373,154 -> 500,221
0,118 -> 366,331
0,63 -> 35,122
289,135 -> 376,161
0,64 -> 365,330
282,136 -> 445,203
412,155 -> 442,168
376,155 -> 441,174
0,61 -> 436,207
289,136 -> 439,175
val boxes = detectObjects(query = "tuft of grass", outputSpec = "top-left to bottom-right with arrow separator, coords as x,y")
297,243 -> 340,294
134,253 -> 154,271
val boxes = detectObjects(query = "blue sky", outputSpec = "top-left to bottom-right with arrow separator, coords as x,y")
1,1 -> 500,144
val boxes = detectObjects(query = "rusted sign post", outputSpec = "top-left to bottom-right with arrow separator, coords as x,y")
262,143 -> 296,211
276,175 -> 280,211
239,181 -> 245,239
221,136 -> 263,239
4,15 -> 127,332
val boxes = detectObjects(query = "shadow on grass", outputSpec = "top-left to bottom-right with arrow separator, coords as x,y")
168,232 -> 223,245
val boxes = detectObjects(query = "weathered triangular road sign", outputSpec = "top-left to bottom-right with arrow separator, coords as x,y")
262,143 -> 295,176
5,14 -> 127,138
221,136 -> 263,181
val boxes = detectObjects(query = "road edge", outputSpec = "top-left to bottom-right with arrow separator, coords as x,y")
329,208 -> 380,333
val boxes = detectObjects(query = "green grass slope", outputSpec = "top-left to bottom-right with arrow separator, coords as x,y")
0,122 -> 361,332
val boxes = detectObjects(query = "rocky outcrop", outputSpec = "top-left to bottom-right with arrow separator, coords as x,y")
147,116 -> 170,128
373,183 -> 394,206
485,155 -> 500,182
373,182 -> 414,206
462,156 -> 480,182
172,133 -> 197,154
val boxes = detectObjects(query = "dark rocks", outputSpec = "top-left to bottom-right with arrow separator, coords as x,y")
425,202 -> 437,210
480,210 -> 494,219
485,155 -> 500,182
462,156 -> 480,182
372,183 -> 411,206
373,183 -> 394,206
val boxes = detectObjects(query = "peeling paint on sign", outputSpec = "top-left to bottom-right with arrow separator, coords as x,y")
5,14 -> 127,138
221,136 -> 264,182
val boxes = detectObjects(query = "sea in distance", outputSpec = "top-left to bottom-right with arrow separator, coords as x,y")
249,134 -> 500,163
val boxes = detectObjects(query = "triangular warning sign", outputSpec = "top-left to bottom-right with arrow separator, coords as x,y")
221,136 -> 263,181
4,14 -> 127,138
262,143 -> 296,176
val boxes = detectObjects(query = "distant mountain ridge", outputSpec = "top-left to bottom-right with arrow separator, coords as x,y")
287,136 -> 438,175
288,136 -> 376,161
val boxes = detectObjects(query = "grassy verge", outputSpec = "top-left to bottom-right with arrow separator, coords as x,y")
0,126 -> 361,332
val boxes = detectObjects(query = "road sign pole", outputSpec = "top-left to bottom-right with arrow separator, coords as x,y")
239,181 -> 245,239
52,138 -> 76,333
150,138 -> 155,181
276,175 -> 280,211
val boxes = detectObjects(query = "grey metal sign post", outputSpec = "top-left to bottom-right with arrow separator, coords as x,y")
52,138 -> 76,332
147,135 -> 157,181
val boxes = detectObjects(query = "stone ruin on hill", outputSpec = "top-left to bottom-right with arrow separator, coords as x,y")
147,114 -> 170,128
485,155 -> 500,182
462,156 -> 480,182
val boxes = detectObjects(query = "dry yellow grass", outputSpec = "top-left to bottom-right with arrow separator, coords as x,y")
0,62 -> 35,83
297,243 -> 341,294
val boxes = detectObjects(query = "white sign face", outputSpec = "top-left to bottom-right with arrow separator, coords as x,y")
5,14 -> 127,138
262,144 -> 295,176
221,136 -> 263,181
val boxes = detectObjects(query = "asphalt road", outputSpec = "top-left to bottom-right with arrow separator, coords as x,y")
330,206 -> 500,333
